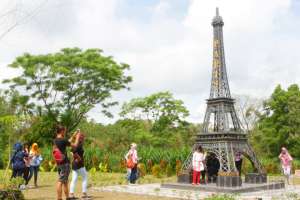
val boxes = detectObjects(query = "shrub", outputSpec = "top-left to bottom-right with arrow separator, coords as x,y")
146,159 -> 153,173
204,194 -> 236,200
175,160 -> 182,176
138,163 -> 146,177
99,163 -> 108,173
292,160 -> 300,173
0,189 -> 25,200
0,177 -> 25,200
166,164 -> 173,177
119,159 -> 127,173
241,158 -> 253,174
92,155 -> 100,170
41,159 -> 50,172
159,159 -> 167,171
265,163 -> 280,174
152,164 -> 161,178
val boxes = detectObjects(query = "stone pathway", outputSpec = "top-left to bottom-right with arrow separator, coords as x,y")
92,183 -> 300,200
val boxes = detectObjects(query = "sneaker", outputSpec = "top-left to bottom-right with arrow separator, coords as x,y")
82,194 -> 92,199
19,184 -> 26,190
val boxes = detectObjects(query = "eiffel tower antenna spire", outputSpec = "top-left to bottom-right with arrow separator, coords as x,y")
210,7 -> 229,99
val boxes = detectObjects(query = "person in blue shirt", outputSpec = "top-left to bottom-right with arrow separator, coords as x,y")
11,142 -> 28,182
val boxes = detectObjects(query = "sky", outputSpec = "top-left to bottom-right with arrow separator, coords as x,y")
0,0 -> 299,124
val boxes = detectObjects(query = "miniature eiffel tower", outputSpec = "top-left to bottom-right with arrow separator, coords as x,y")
181,8 -> 263,177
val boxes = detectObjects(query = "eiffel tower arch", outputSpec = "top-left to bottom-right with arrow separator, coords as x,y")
180,8 -> 264,181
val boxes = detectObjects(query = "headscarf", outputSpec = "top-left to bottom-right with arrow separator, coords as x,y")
13,142 -> 23,152
30,143 -> 40,155
130,143 -> 137,150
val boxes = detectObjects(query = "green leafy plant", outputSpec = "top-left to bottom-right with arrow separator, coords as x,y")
99,163 -> 108,173
138,163 -> 146,178
0,177 -> 25,200
204,194 -> 236,200
151,164 -> 161,178
166,164 -> 173,177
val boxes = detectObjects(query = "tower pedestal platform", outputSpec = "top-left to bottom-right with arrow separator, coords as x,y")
162,181 -> 284,193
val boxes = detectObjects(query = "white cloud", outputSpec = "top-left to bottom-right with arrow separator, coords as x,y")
0,0 -> 299,124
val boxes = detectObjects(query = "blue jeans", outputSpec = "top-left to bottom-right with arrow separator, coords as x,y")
28,166 -> 39,185
130,165 -> 137,183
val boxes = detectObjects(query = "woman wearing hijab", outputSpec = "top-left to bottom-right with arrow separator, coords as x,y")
125,143 -> 139,184
279,147 -> 293,184
28,143 -> 43,187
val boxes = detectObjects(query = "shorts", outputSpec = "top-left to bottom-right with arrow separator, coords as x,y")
57,163 -> 70,183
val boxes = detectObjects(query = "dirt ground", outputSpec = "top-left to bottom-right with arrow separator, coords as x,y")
22,172 -> 176,200
24,185 -> 175,200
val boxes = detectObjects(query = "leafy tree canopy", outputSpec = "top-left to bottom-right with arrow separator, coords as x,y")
3,47 -> 132,134
120,91 -> 189,131
253,84 -> 300,157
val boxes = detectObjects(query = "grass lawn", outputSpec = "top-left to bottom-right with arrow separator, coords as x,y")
20,171 -> 177,200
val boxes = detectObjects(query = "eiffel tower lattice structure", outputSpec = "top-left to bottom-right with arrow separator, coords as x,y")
181,8 -> 264,176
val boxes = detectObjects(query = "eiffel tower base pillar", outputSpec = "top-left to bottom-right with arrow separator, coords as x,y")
177,170 -> 192,183
216,176 -> 242,187
245,173 -> 267,184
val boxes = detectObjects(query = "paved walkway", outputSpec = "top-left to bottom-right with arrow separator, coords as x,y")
92,183 -> 300,200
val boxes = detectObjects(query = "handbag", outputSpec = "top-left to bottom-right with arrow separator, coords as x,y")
126,154 -> 135,169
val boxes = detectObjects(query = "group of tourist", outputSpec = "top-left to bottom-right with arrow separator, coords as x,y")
53,126 -> 139,199
10,124 -> 294,199
191,145 -> 294,185
10,125 -> 140,200
11,142 -> 42,188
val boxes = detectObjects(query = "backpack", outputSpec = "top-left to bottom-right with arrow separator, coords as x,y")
11,151 -> 26,170
52,147 -> 65,165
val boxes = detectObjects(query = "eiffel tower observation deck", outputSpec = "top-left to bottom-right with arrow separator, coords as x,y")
181,8 -> 264,177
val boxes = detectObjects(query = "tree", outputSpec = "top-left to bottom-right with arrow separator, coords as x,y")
120,91 -> 189,131
0,91 -> 29,167
3,47 -> 132,135
234,95 -> 263,133
253,84 -> 300,157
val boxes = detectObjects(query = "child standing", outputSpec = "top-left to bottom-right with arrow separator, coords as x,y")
192,145 -> 206,185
